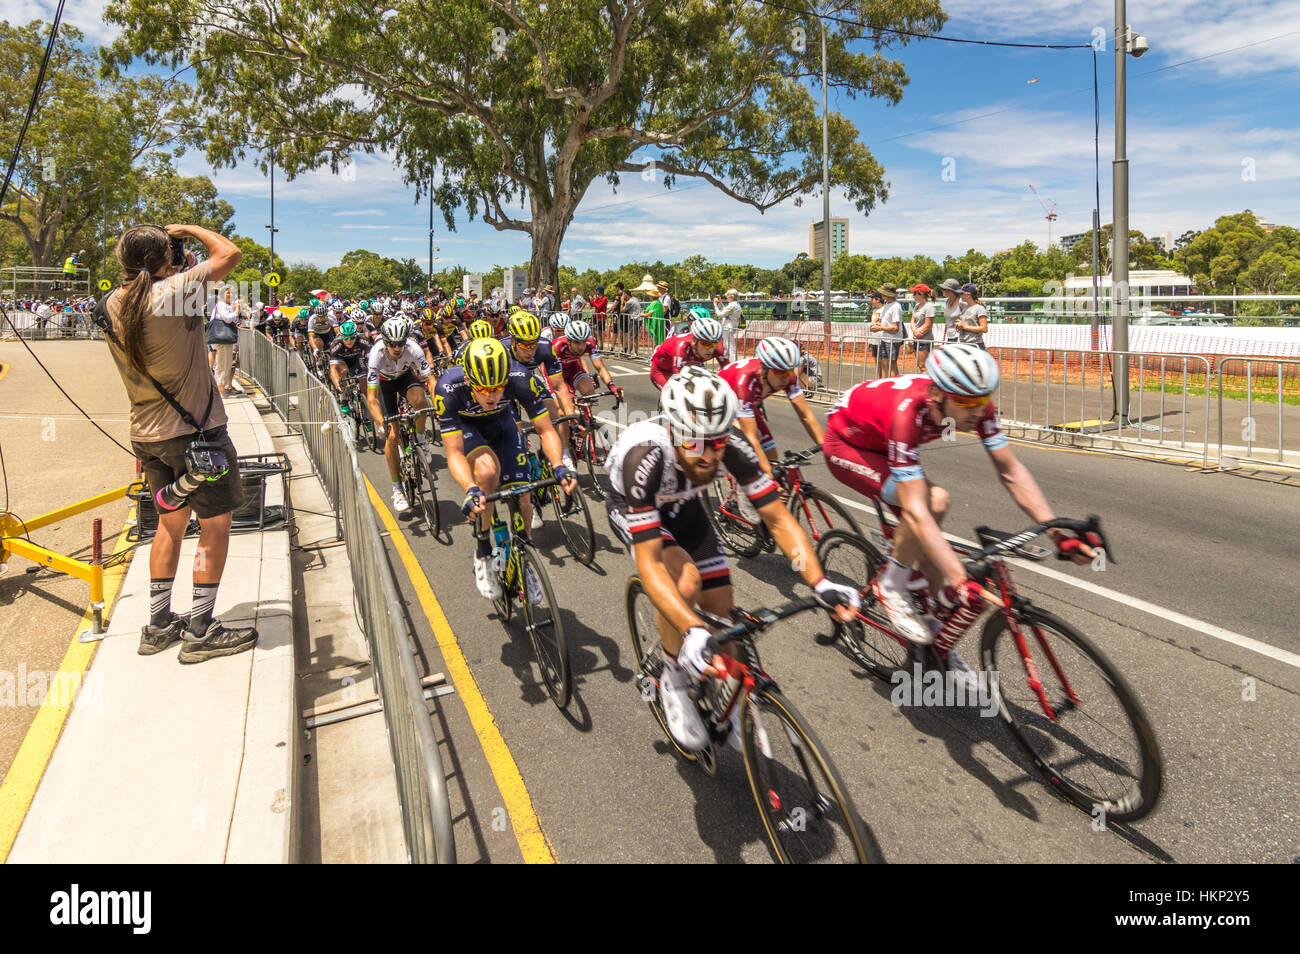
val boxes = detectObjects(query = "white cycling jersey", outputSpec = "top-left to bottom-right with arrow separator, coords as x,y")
366,339 -> 431,387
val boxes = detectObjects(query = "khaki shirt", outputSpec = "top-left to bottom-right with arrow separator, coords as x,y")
104,262 -> 227,443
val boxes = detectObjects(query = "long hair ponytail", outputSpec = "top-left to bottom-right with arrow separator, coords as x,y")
114,226 -> 170,375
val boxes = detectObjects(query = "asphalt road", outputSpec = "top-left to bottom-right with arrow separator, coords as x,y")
352,356 -> 1299,864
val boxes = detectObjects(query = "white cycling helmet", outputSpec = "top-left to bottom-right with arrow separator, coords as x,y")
380,316 -> 412,346
564,318 -> 591,341
926,343 -> 1000,397
755,336 -> 800,371
660,366 -> 738,439
548,312 -> 568,332
400,299 -> 416,313
689,315 -> 723,343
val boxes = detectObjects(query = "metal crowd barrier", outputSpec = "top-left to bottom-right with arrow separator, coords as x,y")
1216,357 -> 1300,470
238,328 -> 456,863
0,309 -> 103,340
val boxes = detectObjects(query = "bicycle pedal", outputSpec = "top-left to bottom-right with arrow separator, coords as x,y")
635,672 -> 656,702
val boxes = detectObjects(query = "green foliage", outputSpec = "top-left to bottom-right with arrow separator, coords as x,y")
1176,212 -> 1300,293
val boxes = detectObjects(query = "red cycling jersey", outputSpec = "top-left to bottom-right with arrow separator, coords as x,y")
719,356 -> 803,419
552,334 -> 599,388
823,374 -> 1005,504
650,333 -> 725,389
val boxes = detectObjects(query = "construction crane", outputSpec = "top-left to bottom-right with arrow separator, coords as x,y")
1028,184 -> 1058,250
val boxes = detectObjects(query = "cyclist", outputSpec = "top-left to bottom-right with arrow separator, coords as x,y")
289,307 -> 311,353
328,320 -> 369,410
308,302 -> 336,362
264,305 -> 289,347
437,337 -> 577,601
365,316 -> 438,516
553,318 -> 623,401
541,311 -> 567,343
822,343 -> 1097,650
649,311 -> 725,390
604,366 -> 858,750
719,336 -> 823,480
502,309 -> 577,465
418,307 -> 454,360
455,318 -> 495,364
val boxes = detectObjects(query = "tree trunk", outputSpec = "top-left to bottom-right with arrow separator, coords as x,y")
528,195 -> 577,293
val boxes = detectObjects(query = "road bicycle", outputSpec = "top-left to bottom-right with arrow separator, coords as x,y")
335,371 -> 380,451
568,390 -> 622,500
702,446 -> 863,559
625,582 -> 871,863
382,407 -> 441,535
520,418 -> 596,566
477,477 -> 571,708
815,506 -> 1163,824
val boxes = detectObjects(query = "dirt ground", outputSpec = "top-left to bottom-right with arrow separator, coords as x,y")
0,339 -> 137,783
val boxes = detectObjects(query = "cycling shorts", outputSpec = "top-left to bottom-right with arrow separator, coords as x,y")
604,494 -> 731,591
457,413 -> 529,489
375,369 -> 424,421
823,430 -> 904,515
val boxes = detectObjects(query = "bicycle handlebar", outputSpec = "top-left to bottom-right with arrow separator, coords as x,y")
968,514 -> 1114,566
381,406 -> 437,425
696,597 -> 823,656
482,476 -> 559,504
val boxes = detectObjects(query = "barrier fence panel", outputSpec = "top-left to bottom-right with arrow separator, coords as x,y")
1216,358 -> 1300,470
238,328 -> 456,863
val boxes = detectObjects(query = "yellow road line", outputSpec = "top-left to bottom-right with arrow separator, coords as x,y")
364,477 -> 555,864
0,361 -> 9,384
0,509 -> 136,863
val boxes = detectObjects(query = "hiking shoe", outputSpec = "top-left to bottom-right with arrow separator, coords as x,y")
139,613 -> 186,656
178,619 -> 259,664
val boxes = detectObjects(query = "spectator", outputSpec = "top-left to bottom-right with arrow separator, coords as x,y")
209,286 -> 242,395
874,283 -> 905,377
956,283 -> 988,349
938,278 -> 964,342
656,280 -> 680,324
568,286 -> 586,321
35,298 -> 54,330
867,290 -> 884,374
908,283 -> 935,371
713,288 -> 743,363
612,282 -> 630,350
589,284 -> 608,345
102,222 -> 257,663
536,283 -> 556,314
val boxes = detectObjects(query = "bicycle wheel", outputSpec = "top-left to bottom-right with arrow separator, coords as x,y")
415,446 -> 441,536
789,486 -> 864,547
583,425 -> 612,500
815,530 -> 909,679
980,606 -> 1163,824
741,688 -> 871,863
702,476 -> 764,559
517,541 -> 571,708
550,482 -> 596,566
625,576 -> 698,762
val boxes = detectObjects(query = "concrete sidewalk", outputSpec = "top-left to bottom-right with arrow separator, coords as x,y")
8,391 -> 298,863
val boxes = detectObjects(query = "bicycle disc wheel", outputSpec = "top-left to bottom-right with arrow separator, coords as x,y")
702,477 -> 764,559
741,688 -> 871,863
980,607 -> 1163,824
789,486 -> 864,547
551,483 -> 596,566
625,576 -> 697,762
815,530 -> 909,679
517,541 -> 571,708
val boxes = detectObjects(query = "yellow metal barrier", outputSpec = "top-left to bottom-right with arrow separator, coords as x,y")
1,481 -> 138,641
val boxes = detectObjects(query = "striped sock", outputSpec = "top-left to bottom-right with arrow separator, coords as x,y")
149,577 -> 175,627
189,583 -> 220,633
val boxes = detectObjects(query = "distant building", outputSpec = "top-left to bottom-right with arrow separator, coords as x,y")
1062,269 -> 1195,298
1057,231 -> 1088,252
809,218 -> 848,261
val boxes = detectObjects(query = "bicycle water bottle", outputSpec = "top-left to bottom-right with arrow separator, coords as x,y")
491,518 -> 510,572
527,453 -> 543,483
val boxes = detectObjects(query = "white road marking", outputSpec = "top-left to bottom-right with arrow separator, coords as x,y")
604,364 -> 642,377
599,408 -> 1299,670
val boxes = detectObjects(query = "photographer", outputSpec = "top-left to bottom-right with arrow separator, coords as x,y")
101,223 -> 257,664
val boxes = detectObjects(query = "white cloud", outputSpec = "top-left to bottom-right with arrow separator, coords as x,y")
332,209 -> 386,217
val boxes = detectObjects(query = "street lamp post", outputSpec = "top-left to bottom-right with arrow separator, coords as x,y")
1112,0 -> 1148,422
265,148 -> 279,283
428,171 -> 434,292
819,11 -> 832,334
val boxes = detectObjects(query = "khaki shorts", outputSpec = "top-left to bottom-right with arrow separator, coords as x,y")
133,426 -> 243,519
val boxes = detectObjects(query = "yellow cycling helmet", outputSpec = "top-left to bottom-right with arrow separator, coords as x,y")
463,337 -> 510,389
422,307 -> 433,320
468,318 -> 493,340
507,310 -> 541,343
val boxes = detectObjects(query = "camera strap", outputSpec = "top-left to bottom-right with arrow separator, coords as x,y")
93,292 -> 217,438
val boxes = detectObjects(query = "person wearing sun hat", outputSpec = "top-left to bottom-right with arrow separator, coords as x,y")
938,277 -> 964,342
954,282 -> 988,349
873,283 -> 905,377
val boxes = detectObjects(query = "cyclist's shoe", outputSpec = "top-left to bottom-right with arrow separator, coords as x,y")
736,489 -> 760,525
178,619 -> 258,664
391,487 -> 411,517
659,663 -> 709,751
872,577 -> 932,645
561,449 -> 576,472
473,555 -> 502,600
725,701 -> 744,751
138,612 -> 185,656
531,507 -> 544,530
523,565 -> 545,605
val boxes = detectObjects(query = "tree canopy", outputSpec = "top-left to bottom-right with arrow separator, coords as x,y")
102,0 -> 944,287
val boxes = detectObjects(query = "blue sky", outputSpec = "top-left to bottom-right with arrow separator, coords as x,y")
27,0 -> 1300,271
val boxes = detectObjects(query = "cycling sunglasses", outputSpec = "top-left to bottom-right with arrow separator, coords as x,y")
677,434 -> 729,456
470,383 -> 506,396
945,393 -> 990,409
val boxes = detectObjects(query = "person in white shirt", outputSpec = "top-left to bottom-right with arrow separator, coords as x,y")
872,283 -> 905,377
568,287 -> 586,319
210,287 -> 242,394
938,277 -> 964,343
712,288 -> 743,363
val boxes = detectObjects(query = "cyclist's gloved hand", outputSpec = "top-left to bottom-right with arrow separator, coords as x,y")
461,486 -> 485,517
554,464 -> 578,493
814,577 -> 860,620
678,626 -> 718,681
609,384 -> 624,399
1056,532 -> 1101,564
